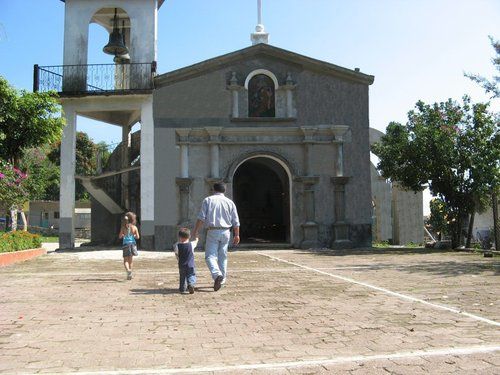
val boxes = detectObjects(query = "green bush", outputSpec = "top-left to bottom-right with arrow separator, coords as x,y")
0,231 -> 42,253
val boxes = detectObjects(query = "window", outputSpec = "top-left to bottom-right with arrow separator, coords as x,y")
248,74 -> 275,117
43,212 -> 49,220
54,211 -> 60,219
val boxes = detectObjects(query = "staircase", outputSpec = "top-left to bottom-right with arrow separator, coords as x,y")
78,130 -> 141,215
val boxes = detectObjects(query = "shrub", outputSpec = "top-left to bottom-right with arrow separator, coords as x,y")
0,231 -> 42,253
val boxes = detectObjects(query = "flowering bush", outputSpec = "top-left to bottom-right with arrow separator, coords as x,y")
0,159 -> 29,211
0,231 -> 42,252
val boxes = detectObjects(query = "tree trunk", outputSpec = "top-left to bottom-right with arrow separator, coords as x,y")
493,192 -> 499,252
9,206 -> 17,231
20,211 -> 27,231
466,211 -> 475,248
451,215 -> 463,249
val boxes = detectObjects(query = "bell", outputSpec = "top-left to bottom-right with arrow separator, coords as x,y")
113,21 -> 130,63
103,9 -> 129,56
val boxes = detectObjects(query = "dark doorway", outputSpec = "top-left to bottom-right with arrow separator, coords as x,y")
233,157 -> 290,243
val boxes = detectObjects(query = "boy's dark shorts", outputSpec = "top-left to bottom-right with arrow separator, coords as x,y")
122,244 -> 138,257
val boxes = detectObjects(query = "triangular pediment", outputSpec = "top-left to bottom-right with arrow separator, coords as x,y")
155,44 -> 374,87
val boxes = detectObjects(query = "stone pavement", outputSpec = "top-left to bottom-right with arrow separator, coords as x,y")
0,247 -> 499,374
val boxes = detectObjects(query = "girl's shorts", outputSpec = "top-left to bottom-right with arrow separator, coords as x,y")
122,244 -> 138,257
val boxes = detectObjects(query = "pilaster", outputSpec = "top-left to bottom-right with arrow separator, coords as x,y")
295,176 -> 320,249
205,127 -> 223,178
227,72 -> 241,118
176,177 -> 193,227
331,176 -> 351,246
282,72 -> 296,118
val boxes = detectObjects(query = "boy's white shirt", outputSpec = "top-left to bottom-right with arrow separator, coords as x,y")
173,239 -> 199,256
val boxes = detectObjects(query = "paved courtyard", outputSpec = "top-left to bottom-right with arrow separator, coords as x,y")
0,247 -> 499,374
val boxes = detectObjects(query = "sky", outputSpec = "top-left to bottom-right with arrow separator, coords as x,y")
1,0 -> 499,214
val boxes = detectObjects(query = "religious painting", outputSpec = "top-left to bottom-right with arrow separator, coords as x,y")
248,74 -> 275,117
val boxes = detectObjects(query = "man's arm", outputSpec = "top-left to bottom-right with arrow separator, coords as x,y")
232,202 -> 240,245
192,219 -> 204,239
232,226 -> 240,245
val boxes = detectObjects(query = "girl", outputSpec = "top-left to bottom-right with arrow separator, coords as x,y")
118,212 -> 140,280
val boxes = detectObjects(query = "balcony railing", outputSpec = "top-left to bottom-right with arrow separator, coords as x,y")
33,62 -> 156,94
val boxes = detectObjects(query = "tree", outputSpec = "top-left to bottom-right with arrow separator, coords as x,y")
20,146 -> 60,201
0,160 -> 29,212
0,76 -> 65,230
465,36 -> 500,251
0,77 -> 65,166
372,97 -> 498,248
48,132 -> 100,201
465,36 -> 499,99
429,198 -> 448,241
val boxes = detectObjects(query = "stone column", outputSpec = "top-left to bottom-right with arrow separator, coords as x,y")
331,176 -> 350,246
227,72 -> 240,118
176,178 -> 193,226
59,105 -> 76,249
295,176 -> 320,249
205,127 -> 222,178
176,129 -> 191,178
336,143 -> 344,177
121,124 -> 131,209
140,97 -> 155,249
301,127 -> 316,175
331,125 -> 349,177
282,72 -> 296,118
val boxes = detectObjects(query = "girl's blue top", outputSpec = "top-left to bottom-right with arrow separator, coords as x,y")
123,226 -> 136,245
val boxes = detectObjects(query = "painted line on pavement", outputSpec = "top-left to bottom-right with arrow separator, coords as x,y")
57,344 -> 500,374
257,252 -> 500,327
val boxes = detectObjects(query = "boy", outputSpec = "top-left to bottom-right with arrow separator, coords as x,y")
173,228 -> 198,294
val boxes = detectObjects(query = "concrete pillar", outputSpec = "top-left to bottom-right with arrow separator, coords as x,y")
337,143 -> 344,177
331,176 -> 351,245
180,145 -> 189,178
210,145 -> 219,178
301,127 -> 316,175
59,105 -> 76,249
140,97 -> 155,249
206,127 -> 222,178
283,73 -> 295,118
232,91 -> 239,118
176,129 -> 190,178
176,178 -> 193,226
227,72 -> 240,118
296,176 -> 320,249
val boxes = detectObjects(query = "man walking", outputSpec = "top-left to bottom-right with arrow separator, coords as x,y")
192,182 -> 240,291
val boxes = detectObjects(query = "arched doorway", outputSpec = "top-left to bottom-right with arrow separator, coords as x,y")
233,157 -> 290,243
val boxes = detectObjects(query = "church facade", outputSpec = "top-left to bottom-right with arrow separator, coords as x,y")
151,44 -> 374,249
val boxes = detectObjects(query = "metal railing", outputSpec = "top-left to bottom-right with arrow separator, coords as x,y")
34,62 -> 156,94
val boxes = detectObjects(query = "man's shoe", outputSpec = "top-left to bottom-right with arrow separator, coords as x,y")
214,275 -> 223,291
187,284 -> 195,294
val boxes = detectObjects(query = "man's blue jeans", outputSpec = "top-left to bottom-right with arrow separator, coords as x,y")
205,229 -> 230,281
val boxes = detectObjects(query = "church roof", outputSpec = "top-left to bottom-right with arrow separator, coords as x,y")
155,43 -> 374,87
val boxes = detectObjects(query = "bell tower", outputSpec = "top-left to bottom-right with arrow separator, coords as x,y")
35,0 -> 164,249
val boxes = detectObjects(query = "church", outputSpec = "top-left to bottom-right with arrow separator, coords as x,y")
37,0 -> 420,250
